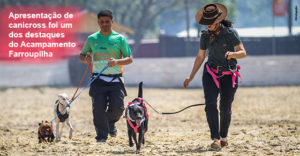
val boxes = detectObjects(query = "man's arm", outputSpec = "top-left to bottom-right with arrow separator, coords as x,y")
79,53 -> 92,64
108,55 -> 133,67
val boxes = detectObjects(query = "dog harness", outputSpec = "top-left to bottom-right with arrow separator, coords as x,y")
206,64 -> 242,88
55,100 -> 69,122
124,97 -> 149,133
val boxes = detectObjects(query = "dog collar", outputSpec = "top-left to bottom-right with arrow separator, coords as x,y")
126,98 -> 149,119
126,108 -> 146,123
126,108 -> 135,122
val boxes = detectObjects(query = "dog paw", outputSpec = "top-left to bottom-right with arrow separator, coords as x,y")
69,134 -> 72,139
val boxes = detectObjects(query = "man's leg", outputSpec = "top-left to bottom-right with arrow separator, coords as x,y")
107,83 -> 125,137
89,79 -> 109,141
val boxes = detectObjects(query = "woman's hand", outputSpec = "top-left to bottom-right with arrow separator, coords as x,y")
225,43 -> 247,60
225,51 -> 233,60
183,77 -> 193,88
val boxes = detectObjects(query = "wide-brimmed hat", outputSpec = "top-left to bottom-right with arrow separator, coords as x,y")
195,3 -> 227,25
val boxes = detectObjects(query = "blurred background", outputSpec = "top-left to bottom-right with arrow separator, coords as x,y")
0,0 -> 299,88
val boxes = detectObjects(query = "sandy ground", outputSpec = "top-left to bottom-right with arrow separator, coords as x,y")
0,86 -> 299,155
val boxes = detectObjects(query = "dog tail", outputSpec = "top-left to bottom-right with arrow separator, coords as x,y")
138,82 -> 143,98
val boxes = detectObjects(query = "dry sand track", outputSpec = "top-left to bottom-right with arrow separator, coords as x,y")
0,86 -> 299,155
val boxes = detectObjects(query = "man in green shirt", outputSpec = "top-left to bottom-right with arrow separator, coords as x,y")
79,10 -> 133,142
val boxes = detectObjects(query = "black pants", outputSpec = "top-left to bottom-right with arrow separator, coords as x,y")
89,78 -> 125,140
202,66 -> 238,140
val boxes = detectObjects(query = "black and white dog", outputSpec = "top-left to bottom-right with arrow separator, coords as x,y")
124,82 -> 149,154
54,93 -> 73,141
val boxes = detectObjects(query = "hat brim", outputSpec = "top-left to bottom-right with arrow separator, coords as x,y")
195,3 -> 227,25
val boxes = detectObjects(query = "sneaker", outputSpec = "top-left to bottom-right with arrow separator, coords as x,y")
109,129 -> 117,137
96,138 -> 106,143
109,124 -> 117,137
210,140 -> 221,150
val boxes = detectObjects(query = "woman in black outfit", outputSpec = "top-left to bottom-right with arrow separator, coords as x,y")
183,3 -> 247,149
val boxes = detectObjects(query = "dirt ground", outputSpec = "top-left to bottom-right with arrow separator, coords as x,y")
0,86 -> 299,155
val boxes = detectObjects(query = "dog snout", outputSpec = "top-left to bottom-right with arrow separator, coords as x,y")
44,127 -> 50,135
135,112 -> 143,120
136,116 -> 142,120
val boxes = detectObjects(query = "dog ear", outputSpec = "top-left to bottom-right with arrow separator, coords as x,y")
58,93 -> 68,98
128,105 -> 133,111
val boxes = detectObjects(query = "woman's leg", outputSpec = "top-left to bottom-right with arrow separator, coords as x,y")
219,75 -> 238,139
202,68 -> 220,140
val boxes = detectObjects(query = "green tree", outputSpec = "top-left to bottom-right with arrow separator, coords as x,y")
86,0 -> 181,53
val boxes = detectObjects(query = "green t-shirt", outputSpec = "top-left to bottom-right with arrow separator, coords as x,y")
81,31 -> 132,74
200,25 -> 241,67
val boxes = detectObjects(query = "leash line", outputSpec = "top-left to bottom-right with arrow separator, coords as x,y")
143,99 -> 205,115
71,64 -> 92,100
50,64 -> 108,125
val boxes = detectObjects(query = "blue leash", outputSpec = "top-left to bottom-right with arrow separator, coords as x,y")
50,64 -> 108,125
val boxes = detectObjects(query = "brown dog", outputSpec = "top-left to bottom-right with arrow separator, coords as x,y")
38,121 -> 55,143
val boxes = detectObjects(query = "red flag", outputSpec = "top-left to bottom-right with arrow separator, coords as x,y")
272,0 -> 287,17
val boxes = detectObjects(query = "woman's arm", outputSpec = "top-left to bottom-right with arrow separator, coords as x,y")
183,49 -> 206,88
225,43 -> 247,60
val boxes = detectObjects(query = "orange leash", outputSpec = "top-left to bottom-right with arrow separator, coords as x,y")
71,63 -> 92,100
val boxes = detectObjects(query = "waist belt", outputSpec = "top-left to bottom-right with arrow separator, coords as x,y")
206,64 -> 242,88
208,63 -> 236,72
92,73 -> 122,77
92,73 -> 122,82
92,73 -> 127,96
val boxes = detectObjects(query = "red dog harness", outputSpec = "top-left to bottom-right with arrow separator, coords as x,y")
206,64 -> 242,88
123,97 -> 149,133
